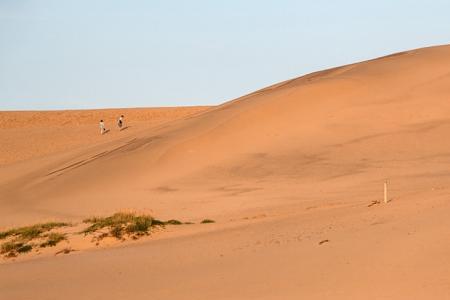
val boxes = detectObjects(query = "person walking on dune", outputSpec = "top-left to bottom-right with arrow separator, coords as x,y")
117,115 -> 124,130
99,120 -> 106,135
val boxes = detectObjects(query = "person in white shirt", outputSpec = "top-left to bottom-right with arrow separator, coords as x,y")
117,115 -> 124,130
99,120 -> 106,135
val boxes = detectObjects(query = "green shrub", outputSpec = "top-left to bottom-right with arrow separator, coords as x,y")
165,219 -> 183,225
40,232 -> 66,248
83,213 -> 156,240
151,219 -> 165,226
1,241 -> 32,256
200,219 -> 215,224
0,222 -> 69,241
110,225 -> 124,239
17,244 -> 33,253
1,241 -> 21,254
126,216 -> 153,234
82,213 -> 191,240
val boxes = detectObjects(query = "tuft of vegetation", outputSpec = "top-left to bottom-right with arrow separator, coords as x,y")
81,213 -> 192,241
200,219 -> 215,224
1,241 -> 20,254
0,222 -> 69,241
40,232 -> 66,248
1,212 -> 193,258
82,213 -> 162,240
1,241 -> 33,257
110,226 -> 123,239
17,244 -> 33,253
165,219 -> 183,225
0,222 -> 69,258
82,217 -> 102,224
125,215 -> 153,234
151,219 -> 166,226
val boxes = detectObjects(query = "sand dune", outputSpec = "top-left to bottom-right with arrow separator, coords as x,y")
0,106 -> 211,165
1,45 -> 450,299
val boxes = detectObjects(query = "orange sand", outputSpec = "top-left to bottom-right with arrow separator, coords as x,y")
1,45 -> 450,299
0,106 -> 210,165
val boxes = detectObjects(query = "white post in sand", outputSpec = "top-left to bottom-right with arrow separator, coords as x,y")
384,180 -> 388,204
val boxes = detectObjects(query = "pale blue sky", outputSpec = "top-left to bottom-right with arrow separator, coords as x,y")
1,0 -> 449,110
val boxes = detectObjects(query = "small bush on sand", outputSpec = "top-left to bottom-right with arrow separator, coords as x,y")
1,241 -> 33,257
82,213 -> 191,241
0,222 -> 69,241
82,213 -> 162,240
165,219 -> 183,225
110,225 -> 123,239
200,219 -> 215,224
0,222 -> 69,258
125,215 -> 153,235
40,232 -> 67,248
17,244 -> 33,253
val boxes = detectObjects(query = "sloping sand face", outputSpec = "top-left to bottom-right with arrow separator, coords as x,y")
1,45 -> 450,299
0,106 -> 211,165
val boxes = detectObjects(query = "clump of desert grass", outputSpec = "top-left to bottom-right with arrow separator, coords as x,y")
40,232 -> 67,248
0,222 -> 68,241
1,241 -> 33,257
0,222 -> 69,257
165,219 -> 183,225
81,212 -> 187,241
0,212 -> 202,259
200,219 -> 215,224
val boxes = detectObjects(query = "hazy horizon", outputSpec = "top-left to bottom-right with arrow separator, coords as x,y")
1,0 -> 450,111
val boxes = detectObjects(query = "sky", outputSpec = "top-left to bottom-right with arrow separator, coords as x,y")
0,0 -> 449,110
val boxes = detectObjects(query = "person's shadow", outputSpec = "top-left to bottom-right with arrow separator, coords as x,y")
104,129 -> 110,134
120,126 -> 130,131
